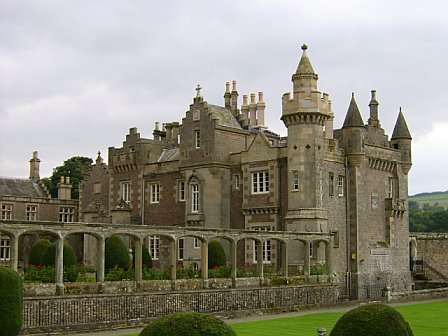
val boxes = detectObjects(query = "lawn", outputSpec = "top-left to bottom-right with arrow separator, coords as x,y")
120,301 -> 448,336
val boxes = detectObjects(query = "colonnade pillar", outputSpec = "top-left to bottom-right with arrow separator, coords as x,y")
201,240 -> 208,288
96,236 -> 105,292
326,241 -> 333,279
256,240 -> 264,285
170,239 -> 177,289
55,236 -> 64,295
230,240 -> 237,287
10,234 -> 19,272
134,237 -> 143,285
304,240 -> 311,275
281,241 -> 288,277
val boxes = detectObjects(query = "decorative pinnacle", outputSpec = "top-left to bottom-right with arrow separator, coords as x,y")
301,44 -> 308,50
196,84 -> 202,97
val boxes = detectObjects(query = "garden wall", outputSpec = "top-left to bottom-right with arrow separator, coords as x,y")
390,287 -> 448,302
21,284 -> 339,334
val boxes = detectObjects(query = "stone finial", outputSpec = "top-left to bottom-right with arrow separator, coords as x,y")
371,89 -> 377,101
301,44 -> 308,51
196,84 -> 202,97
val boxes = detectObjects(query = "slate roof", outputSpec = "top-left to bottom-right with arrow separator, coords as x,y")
343,94 -> 364,128
0,177 -> 48,198
158,148 -> 179,162
208,104 -> 242,129
391,111 -> 412,140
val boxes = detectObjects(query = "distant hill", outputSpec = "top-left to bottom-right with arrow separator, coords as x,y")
410,190 -> 448,209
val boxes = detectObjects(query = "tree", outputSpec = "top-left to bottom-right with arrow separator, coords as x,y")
329,303 -> 413,336
41,156 -> 92,199
208,240 -> 226,269
139,312 -> 235,336
28,239 -> 51,266
105,236 -> 130,270
0,268 -> 23,336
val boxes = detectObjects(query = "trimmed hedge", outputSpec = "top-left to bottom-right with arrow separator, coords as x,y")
132,245 -> 153,269
0,267 -> 23,336
105,236 -> 130,270
139,312 -> 235,336
208,240 -> 226,269
41,242 -> 78,282
329,303 -> 414,336
28,239 -> 51,266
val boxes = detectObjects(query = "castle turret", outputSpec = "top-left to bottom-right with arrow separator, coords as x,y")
29,151 -> 41,182
342,93 -> 365,164
391,108 -> 412,174
281,44 -> 331,233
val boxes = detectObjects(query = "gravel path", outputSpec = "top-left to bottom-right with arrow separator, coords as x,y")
67,298 -> 447,336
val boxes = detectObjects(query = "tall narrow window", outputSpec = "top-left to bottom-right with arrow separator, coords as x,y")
148,236 -> 159,260
191,184 -> 200,213
26,205 -> 37,221
253,227 -> 271,263
194,238 -> 201,249
1,204 -> 13,220
234,175 -> 240,190
388,177 -> 394,198
329,173 -> 334,196
293,171 -> 299,190
121,181 -> 131,204
178,181 -> 185,201
150,183 -> 160,203
252,171 -> 269,194
195,130 -> 201,149
59,207 -> 74,223
0,238 -> 10,261
309,241 -> 314,258
178,238 -> 184,260
337,176 -> 344,197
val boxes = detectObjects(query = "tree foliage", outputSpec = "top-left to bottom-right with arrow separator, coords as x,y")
409,202 -> 448,232
41,156 -> 92,199
0,268 -> 23,336
329,303 -> 413,336
139,312 -> 235,336
28,239 -> 52,266
105,236 -> 130,271
208,240 -> 226,269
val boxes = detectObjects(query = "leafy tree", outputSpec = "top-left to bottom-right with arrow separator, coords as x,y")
105,236 -> 130,270
139,312 -> 235,336
208,240 -> 226,269
409,202 -> 448,232
0,268 -> 23,336
41,156 -> 92,199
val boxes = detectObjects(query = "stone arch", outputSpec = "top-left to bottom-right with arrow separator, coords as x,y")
309,238 -> 331,275
287,238 -> 312,275
409,237 -> 418,271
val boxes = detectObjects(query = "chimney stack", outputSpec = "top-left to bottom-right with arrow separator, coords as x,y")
256,91 -> 266,127
29,151 -> 41,182
230,80 -> 239,116
57,176 -> 72,200
224,81 -> 231,110
249,93 -> 257,127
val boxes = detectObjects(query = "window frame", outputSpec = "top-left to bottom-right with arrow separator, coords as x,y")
148,235 -> 160,260
292,170 -> 299,191
178,181 -> 185,202
329,172 -> 335,196
26,204 -> 37,221
121,181 -> 131,204
59,207 -> 75,223
337,176 -> 344,197
251,171 -> 269,194
252,227 -> 271,264
178,238 -> 184,260
150,183 -> 160,204
0,238 -> 11,261
1,203 -> 13,220
191,183 -> 200,213
195,130 -> 201,149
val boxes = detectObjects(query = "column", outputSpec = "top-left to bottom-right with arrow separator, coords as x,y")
304,241 -> 310,275
326,240 -> 333,280
170,239 -> 177,289
134,237 -> 143,285
230,240 -> 237,287
10,234 -> 19,272
96,236 -> 105,292
281,241 -> 289,278
256,240 -> 264,285
55,236 -> 64,295
201,240 -> 209,288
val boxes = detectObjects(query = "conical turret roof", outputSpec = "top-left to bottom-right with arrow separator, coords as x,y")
391,109 -> 412,139
294,44 -> 318,80
343,93 -> 364,128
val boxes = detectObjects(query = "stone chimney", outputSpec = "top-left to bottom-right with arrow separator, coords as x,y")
164,123 -> 173,141
256,91 -> 266,127
224,81 -> 231,110
29,151 -> 41,182
249,93 -> 257,127
171,122 -> 180,144
57,176 -> 72,200
230,80 -> 239,116
153,122 -> 163,141
241,94 -> 249,128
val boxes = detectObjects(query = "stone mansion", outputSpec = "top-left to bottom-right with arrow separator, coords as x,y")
76,45 -> 413,298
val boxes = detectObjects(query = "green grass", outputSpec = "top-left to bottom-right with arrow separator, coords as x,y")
120,301 -> 448,336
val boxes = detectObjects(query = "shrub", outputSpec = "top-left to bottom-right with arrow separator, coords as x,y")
28,239 -> 51,266
23,265 -> 55,283
330,303 -> 414,336
105,236 -> 130,270
132,245 -> 153,269
41,242 -> 78,282
142,268 -> 170,280
208,266 -> 231,278
0,267 -> 23,336
139,312 -> 235,336
208,240 -> 226,269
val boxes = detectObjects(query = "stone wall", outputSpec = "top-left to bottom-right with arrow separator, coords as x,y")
390,287 -> 448,302
22,284 -> 339,334
413,233 -> 448,278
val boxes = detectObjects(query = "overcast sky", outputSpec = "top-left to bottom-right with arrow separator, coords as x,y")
1,0 -> 447,195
